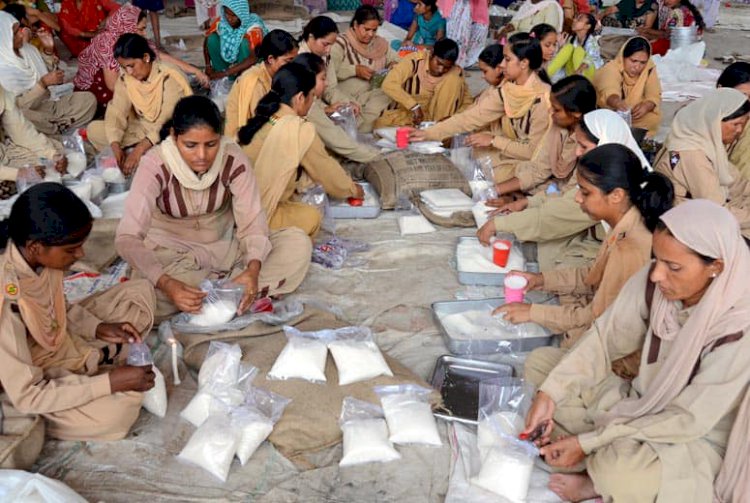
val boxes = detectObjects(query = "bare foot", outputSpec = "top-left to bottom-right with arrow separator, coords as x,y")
548,473 -> 599,502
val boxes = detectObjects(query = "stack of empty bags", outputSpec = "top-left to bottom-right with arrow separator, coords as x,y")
420,189 -> 474,217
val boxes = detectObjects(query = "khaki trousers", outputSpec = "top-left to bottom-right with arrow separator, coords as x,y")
269,202 -> 322,237
21,91 -> 96,136
87,116 -> 150,152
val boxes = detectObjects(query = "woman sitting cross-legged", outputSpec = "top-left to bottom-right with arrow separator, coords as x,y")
239,63 -> 364,237
522,199 -> 750,503
115,95 -> 311,319
0,183 -> 157,441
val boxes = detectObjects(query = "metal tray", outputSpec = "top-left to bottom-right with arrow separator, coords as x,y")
430,355 -> 513,425
432,298 -> 556,355
329,182 -> 381,219
455,236 -> 524,286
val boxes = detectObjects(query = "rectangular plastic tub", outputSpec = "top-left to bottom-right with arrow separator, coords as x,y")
430,355 -> 514,425
329,182 -> 381,219
455,237 -> 524,286
432,298 -> 556,355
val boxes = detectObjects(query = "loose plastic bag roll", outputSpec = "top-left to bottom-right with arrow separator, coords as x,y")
339,397 -> 401,467
327,327 -> 393,385
178,415 -> 239,482
232,387 -> 291,465
267,326 -> 333,383
375,384 -> 442,446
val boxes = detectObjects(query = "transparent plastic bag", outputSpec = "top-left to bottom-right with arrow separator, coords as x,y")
329,104 -> 358,140
374,384 -> 442,446
181,365 -> 255,428
231,387 -> 291,465
172,298 -> 305,334
188,279 -> 244,327
0,470 -> 87,502
476,377 -> 534,460
210,77 -> 232,113
469,157 -> 497,202
16,165 -> 43,194
126,343 -> 167,417
370,68 -> 389,89
266,326 -> 334,383
312,237 -> 370,270
339,397 -> 401,467
178,414 -> 239,481
327,326 -> 392,385
61,129 -> 87,177
450,134 -> 473,178
470,435 -> 538,501
198,341 -> 244,389
299,184 -> 334,234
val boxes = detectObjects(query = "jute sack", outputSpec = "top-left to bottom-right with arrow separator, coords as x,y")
249,1 -> 309,20
599,35 -> 631,62
365,151 -> 471,209
0,403 -> 45,470
179,310 -> 437,469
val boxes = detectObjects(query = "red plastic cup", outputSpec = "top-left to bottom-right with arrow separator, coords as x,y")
504,275 -> 528,304
250,297 -> 274,313
396,127 -> 410,149
492,239 -> 512,267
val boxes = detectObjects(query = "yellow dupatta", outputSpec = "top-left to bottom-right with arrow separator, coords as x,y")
123,61 -> 192,123
593,36 -> 656,110
499,71 -> 550,139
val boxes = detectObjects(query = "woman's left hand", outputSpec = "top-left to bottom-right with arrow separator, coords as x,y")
96,322 -> 142,344
38,29 -> 55,51
122,141 -> 151,175
492,302 -> 532,323
233,261 -> 261,315
540,436 -> 586,468
631,101 -> 655,121
195,71 -> 210,88
54,155 -> 68,174
466,132 -> 494,148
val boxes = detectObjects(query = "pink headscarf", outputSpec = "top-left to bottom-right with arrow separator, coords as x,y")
73,4 -> 142,90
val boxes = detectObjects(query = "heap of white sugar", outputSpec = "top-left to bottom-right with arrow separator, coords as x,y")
456,239 -> 524,274
189,300 -> 237,327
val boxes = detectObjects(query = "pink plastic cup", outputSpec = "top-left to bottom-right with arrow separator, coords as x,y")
396,127 -> 410,149
504,275 -> 528,304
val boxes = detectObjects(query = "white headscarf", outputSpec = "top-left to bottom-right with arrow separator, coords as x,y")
583,109 -> 651,171
0,11 -> 49,95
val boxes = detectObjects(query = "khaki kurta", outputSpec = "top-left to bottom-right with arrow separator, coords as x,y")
594,60 -> 662,135
530,206 -> 653,351
514,125 -> 577,194
0,245 -> 156,441
729,125 -> 750,181
422,76 -> 551,182
494,182 -> 602,271
224,63 -> 272,140
242,105 -> 359,235
654,148 -> 750,238
0,86 -> 61,183
14,50 -> 96,136
329,36 -> 399,133
115,141 -> 311,318
87,64 -> 191,152
374,52 -> 473,128
533,265 -> 749,502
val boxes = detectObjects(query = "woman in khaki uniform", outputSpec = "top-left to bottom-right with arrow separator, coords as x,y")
654,88 -> 750,239
499,143 -> 673,382
239,64 -> 364,237
374,38 -> 473,128
0,12 -> 96,137
717,62 -> 750,180
329,6 -> 399,133
87,34 -> 192,175
522,200 -> 750,503
478,109 -> 650,271
494,75 -> 597,198
0,183 -> 156,441
116,96 -> 312,319
224,30 -> 299,140
593,36 -> 661,136
297,17 -> 380,164
412,37 -> 551,183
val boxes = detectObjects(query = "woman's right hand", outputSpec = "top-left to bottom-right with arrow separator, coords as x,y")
355,65 -> 375,81
157,275 -> 206,314
409,129 -> 429,142
111,143 -> 125,169
353,183 -> 365,199
41,70 -> 64,87
477,219 -> 497,246
507,270 -> 544,290
523,390 -> 556,446
109,365 -> 155,393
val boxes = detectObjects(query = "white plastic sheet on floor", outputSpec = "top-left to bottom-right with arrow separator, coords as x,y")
0,470 -> 86,503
